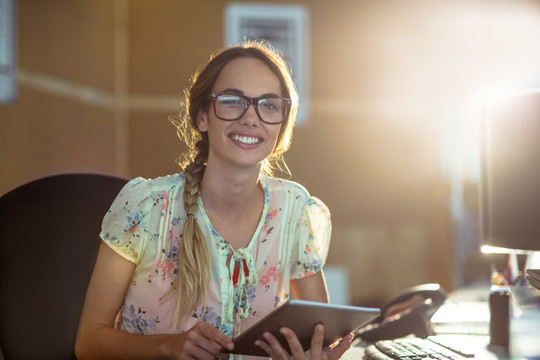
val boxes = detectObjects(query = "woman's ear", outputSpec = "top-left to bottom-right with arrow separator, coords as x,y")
197,110 -> 209,132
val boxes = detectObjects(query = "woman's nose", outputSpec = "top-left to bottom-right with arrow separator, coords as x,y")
239,103 -> 261,126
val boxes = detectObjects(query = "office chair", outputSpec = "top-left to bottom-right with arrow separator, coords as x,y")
0,173 -> 128,360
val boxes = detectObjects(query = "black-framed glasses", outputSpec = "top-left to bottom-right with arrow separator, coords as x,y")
209,92 -> 291,125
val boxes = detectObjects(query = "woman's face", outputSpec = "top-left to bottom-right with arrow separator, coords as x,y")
197,56 -> 284,172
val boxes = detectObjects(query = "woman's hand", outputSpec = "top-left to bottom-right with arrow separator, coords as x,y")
254,324 -> 354,360
163,322 -> 235,360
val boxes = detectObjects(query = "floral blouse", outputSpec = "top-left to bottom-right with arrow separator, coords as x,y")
101,173 -> 331,358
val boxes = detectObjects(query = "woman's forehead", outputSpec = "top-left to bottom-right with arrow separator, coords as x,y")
212,56 -> 283,97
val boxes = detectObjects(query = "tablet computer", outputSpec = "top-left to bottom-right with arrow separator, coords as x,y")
224,299 -> 380,356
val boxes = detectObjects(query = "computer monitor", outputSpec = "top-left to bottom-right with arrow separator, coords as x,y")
480,89 -> 540,255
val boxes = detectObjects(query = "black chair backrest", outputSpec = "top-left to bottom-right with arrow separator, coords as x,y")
0,173 -> 127,360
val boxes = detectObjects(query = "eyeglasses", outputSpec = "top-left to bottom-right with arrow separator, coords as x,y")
209,92 -> 291,125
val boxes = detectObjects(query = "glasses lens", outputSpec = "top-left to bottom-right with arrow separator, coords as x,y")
214,94 -> 246,120
257,97 -> 288,124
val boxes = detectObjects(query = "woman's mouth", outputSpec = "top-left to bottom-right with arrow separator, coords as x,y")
231,134 -> 261,145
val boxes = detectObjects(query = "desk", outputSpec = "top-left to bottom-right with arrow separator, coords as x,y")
342,282 -> 536,359
342,334 -> 501,359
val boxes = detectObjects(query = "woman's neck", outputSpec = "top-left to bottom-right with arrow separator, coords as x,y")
199,163 -> 265,249
199,162 -> 262,214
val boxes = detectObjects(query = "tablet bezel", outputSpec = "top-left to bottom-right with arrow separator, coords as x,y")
224,299 -> 380,356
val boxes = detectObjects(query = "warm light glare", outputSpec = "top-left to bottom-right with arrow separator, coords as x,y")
439,2 -> 540,183
481,245 -> 534,255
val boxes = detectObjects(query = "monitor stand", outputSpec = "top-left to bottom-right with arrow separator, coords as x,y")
525,251 -> 540,269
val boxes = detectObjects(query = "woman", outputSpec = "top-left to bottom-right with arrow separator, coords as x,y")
75,41 -> 353,360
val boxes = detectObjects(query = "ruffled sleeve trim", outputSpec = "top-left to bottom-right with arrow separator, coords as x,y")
100,177 -> 153,264
290,195 -> 332,279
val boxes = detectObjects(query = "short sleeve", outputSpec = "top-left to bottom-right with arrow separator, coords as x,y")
290,197 -> 332,279
100,177 -> 153,264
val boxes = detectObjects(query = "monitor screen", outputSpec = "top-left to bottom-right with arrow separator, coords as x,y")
480,89 -> 540,253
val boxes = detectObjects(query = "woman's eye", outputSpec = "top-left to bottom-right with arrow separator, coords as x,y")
262,104 -> 277,111
260,99 -> 280,112
219,95 -> 242,106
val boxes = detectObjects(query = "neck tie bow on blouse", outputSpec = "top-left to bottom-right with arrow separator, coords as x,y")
225,247 -> 259,335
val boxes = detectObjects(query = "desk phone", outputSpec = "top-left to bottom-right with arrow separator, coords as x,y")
356,283 -> 447,342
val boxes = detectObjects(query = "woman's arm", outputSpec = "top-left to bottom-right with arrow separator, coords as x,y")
290,270 -> 329,303
75,241 -> 234,360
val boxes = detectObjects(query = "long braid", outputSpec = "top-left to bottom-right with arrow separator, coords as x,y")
172,147 -> 211,328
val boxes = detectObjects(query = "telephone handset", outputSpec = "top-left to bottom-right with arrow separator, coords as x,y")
356,283 -> 447,342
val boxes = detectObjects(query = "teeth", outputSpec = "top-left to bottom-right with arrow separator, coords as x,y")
232,135 -> 260,144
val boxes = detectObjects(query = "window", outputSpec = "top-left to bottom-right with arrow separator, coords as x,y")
0,0 -> 16,103
225,3 -> 310,124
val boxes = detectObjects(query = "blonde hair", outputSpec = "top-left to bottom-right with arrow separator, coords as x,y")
168,40 -> 298,327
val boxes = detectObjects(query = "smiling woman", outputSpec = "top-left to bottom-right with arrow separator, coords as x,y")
74,40 -> 353,360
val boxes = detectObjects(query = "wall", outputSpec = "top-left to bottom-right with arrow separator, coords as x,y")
2,0 -> 540,305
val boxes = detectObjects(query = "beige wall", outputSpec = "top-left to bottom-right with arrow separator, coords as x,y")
2,0 -> 540,305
